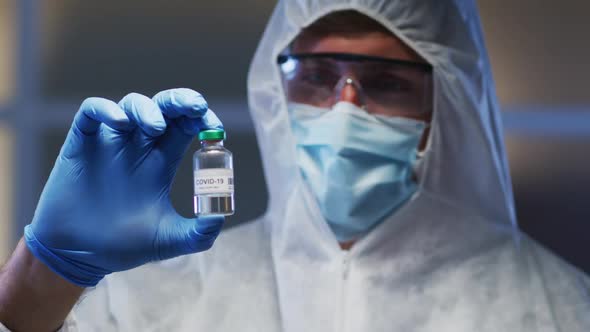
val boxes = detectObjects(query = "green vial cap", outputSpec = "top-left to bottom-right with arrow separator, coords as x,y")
198,129 -> 226,141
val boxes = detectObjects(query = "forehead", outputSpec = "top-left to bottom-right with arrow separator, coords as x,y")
291,32 -> 425,63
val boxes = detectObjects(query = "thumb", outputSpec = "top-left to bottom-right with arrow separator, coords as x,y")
155,215 -> 225,261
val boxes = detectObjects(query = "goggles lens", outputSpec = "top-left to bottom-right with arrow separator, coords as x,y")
278,53 -> 433,118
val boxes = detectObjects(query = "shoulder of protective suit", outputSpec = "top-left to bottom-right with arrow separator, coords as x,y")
63,219 -> 273,332
518,234 -> 590,328
200,218 -> 272,264
525,235 -> 590,294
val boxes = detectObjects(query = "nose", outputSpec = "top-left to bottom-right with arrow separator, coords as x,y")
336,78 -> 366,108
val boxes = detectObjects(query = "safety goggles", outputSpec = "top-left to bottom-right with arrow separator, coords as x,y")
277,53 -> 433,118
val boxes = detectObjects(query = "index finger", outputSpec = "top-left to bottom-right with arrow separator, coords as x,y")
74,97 -> 131,135
153,88 -> 209,119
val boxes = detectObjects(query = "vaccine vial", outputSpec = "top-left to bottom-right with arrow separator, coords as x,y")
193,129 -> 235,216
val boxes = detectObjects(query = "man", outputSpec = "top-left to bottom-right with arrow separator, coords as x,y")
1,1 -> 589,331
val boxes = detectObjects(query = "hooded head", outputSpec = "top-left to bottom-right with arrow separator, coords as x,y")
247,0 -> 516,243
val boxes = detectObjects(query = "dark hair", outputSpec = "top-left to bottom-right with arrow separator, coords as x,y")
289,10 -> 425,62
292,10 -> 394,50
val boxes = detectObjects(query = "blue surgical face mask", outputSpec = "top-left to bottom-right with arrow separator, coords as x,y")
288,102 -> 427,242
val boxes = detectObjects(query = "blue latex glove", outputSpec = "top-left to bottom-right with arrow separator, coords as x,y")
24,88 -> 225,287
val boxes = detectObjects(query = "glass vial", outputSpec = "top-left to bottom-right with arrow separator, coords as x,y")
193,129 -> 235,216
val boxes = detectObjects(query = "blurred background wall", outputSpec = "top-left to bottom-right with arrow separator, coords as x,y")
0,0 -> 588,272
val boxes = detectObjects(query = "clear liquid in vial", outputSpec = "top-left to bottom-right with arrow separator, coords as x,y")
193,131 -> 234,216
194,194 -> 234,216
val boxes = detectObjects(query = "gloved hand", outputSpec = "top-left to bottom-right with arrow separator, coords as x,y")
24,88 -> 225,287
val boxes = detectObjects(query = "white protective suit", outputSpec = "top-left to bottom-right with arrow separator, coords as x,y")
3,0 -> 589,331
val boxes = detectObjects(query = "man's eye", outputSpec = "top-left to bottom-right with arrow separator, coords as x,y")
369,75 -> 412,92
301,72 -> 325,84
297,69 -> 338,86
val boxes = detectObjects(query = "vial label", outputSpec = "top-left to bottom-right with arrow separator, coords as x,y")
194,168 -> 234,195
